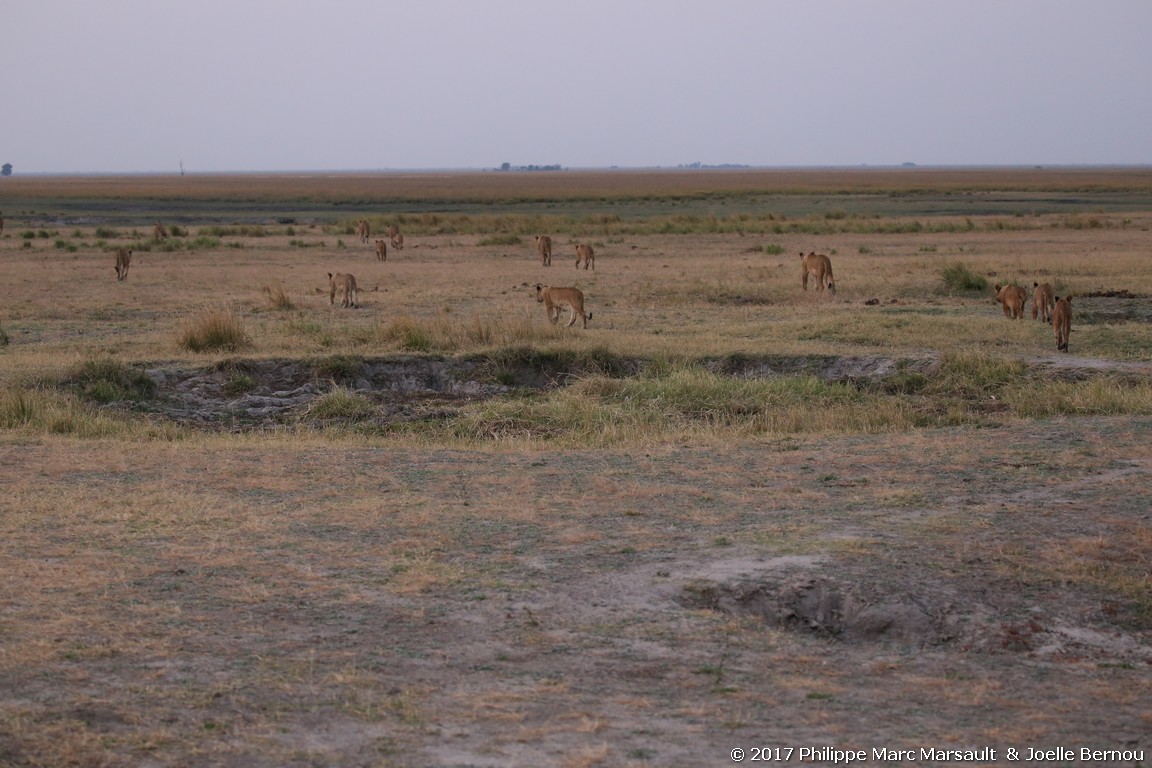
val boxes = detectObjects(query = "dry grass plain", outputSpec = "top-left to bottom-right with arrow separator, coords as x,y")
1,169 -> 1151,766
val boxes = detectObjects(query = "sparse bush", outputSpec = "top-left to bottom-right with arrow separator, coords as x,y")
178,309 -> 251,352
262,285 -> 294,310
223,373 -> 259,396
70,356 -> 157,403
379,316 -> 438,352
939,262 -> 989,293
312,355 -> 364,383
94,226 -> 120,239
305,387 -> 377,421
478,234 -> 522,246
187,236 -> 222,250
761,243 -> 785,255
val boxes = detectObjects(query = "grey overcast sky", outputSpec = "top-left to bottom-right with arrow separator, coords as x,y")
5,0 -> 1151,173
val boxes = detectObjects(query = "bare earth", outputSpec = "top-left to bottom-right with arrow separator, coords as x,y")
3,415 -> 1150,766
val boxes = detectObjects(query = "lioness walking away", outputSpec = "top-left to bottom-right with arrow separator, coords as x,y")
386,224 -> 404,250
375,239 -> 387,262
536,235 -> 553,266
114,248 -> 133,281
800,251 -> 836,294
1032,282 -> 1055,323
994,283 -> 1027,319
328,272 -> 359,308
1052,295 -> 1072,352
575,243 -> 595,271
536,284 -> 591,328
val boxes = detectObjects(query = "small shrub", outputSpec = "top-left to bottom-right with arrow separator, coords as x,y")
761,243 -> 785,255
187,236 -> 222,250
378,316 -> 439,352
0,324 -> 8,346
70,356 -> 157,402
262,285 -> 294,310
313,355 -> 364,383
178,309 -> 251,352
939,262 -> 989,293
478,234 -> 522,247
94,226 -> 120,239
305,388 -> 377,421
223,373 -> 259,396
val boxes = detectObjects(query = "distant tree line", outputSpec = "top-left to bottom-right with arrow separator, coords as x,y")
498,163 -> 563,172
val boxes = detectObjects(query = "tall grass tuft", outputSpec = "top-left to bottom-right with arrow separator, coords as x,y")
262,284 -> 294,310
0,386 -> 181,438
178,309 -> 251,352
378,316 -> 439,352
305,387 -> 378,422
939,262 -> 989,294
70,356 -> 157,403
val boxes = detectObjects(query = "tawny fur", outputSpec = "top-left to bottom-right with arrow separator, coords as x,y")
994,283 -> 1027,320
574,243 -> 595,271
1052,295 -> 1072,352
328,272 -> 359,308
800,251 -> 836,294
536,284 -> 591,328
1031,281 -> 1054,323
114,248 -> 133,281
386,224 -> 403,250
535,235 -> 553,266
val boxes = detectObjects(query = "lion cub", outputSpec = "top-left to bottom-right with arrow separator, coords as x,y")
800,251 -> 836,294
328,272 -> 359,308
994,283 -> 1027,319
536,284 -> 591,328
114,248 -> 133,281
1031,282 -> 1055,323
1052,295 -> 1072,352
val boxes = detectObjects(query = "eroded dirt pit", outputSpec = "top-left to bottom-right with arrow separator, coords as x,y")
103,350 -> 1152,429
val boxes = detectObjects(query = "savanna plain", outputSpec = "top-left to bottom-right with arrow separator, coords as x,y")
1,168 -> 1151,767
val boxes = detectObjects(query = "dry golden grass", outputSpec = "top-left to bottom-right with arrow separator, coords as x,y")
1,171 -> 1151,765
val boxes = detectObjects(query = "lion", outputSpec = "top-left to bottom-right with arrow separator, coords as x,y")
994,283 -> 1027,319
535,235 -> 553,266
1052,295 -> 1072,352
1031,281 -> 1055,323
536,284 -> 591,328
375,239 -> 388,262
386,224 -> 404,250
356,219 -> 371,244
114,248 -> 133,281
328,272 -> 359,308
153,222 -> 169,240
800,251 -> 836,294
575,243 -> 595,271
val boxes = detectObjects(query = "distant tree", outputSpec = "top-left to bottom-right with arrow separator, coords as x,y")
1,164 -> 11,177
500,162 -> 511,171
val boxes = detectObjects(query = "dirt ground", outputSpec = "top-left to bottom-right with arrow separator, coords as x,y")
2,415 -> 1150,767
